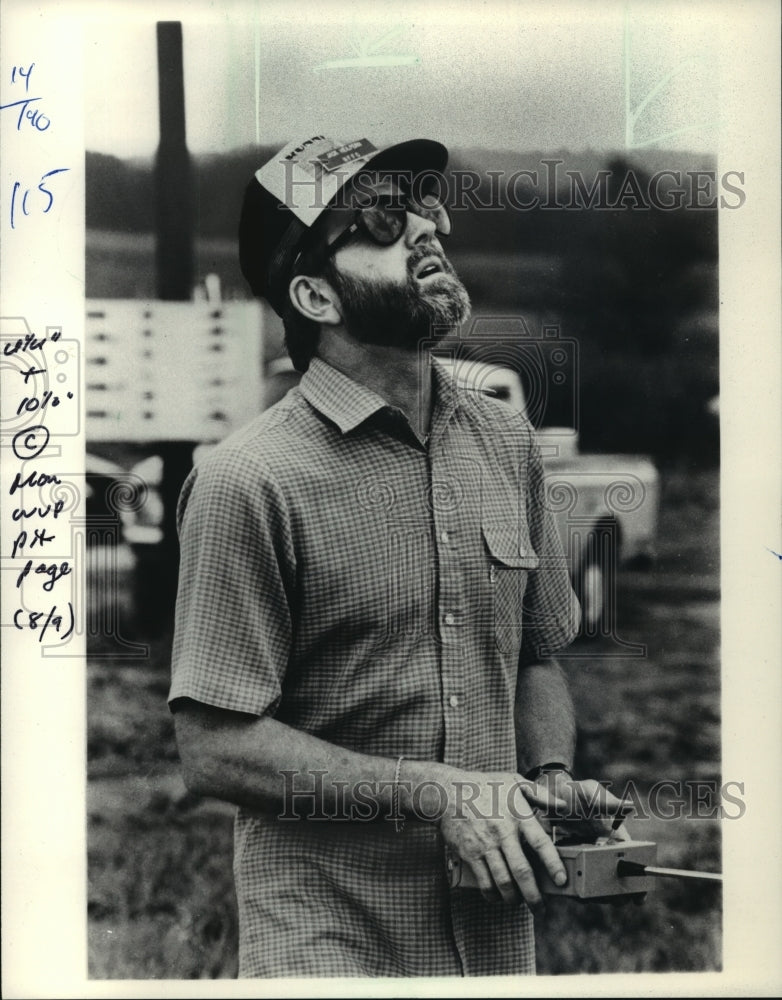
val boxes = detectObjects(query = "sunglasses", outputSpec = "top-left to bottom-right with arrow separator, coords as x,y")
323,191 -> 451,259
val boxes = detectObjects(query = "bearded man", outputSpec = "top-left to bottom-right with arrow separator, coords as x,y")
169,135 -> 623,979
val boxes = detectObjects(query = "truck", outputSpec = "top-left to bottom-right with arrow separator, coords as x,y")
434,355 -> 660,635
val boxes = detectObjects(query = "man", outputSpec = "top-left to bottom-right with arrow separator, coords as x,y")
169,135 -> 623,978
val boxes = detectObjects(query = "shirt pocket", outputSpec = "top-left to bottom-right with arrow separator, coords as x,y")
482,523 -> 540,655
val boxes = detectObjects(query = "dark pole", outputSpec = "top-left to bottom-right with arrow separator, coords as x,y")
155,21 -> 194,300
138,21 -> 195,637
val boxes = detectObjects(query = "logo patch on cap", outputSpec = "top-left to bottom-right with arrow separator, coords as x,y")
255,136 -> 383,227
316,138 -> 378,172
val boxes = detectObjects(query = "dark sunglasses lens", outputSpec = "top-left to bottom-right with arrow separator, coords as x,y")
362,204 -> 406,245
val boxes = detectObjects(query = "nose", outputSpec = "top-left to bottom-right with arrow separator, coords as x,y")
404,209 -> 438,247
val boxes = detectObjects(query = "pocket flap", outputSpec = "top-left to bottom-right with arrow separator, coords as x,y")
482,523 -> 539,569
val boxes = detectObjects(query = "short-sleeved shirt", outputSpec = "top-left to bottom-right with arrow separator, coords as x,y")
169,356 -> 580,978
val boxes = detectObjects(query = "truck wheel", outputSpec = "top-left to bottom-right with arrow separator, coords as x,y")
576,520 -> 619,639
580,560 -> 605,633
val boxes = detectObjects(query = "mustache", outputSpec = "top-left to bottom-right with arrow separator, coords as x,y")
406,246 -> 455,279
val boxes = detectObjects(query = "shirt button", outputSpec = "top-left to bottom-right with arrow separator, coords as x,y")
449,695 -> 460,708
444,613 -> 455,626
441,529 -> 450,543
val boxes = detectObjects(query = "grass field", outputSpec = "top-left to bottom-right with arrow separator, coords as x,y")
87,465 -> 721,980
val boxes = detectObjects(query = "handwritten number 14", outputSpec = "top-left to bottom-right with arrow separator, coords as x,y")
4,63 -> 49,132
11,63 -> 35,92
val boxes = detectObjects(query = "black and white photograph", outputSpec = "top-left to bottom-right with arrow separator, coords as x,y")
1,0 -> 780,995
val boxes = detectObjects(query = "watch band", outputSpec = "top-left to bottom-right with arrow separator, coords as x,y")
525,762 -> 573,782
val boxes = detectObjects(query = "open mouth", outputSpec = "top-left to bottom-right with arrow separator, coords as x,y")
414,256 -> 445,281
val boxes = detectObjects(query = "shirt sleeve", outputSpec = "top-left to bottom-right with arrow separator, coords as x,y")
519,429 -> 581,663
168,446 -> 295,716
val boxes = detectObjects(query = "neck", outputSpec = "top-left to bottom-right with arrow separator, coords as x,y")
316,328 -> 433,440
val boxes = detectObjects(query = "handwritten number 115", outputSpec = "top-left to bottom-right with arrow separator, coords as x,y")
10,169 -> 70,230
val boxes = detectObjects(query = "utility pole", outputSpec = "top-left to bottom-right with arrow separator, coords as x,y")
142,21 -> 196,635
155,21 -> 193,300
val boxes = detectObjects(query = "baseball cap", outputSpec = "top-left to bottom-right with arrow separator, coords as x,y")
239,135 -> 448,316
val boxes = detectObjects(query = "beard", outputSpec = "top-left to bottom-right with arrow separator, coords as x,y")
325,247 -> 471,350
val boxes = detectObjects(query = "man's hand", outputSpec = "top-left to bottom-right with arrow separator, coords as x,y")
534,771 -> 630,842
437,770 -> 568,910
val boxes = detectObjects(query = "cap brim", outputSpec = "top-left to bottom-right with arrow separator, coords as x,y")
361,138 -> 449,179
322,138 -> 448,209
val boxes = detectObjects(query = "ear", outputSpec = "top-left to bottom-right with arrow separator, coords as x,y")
288,274 -> 342,326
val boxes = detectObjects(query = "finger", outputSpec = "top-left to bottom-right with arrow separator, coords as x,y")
535,810 -> 555,838
465,856 -> 502,903
483,849 -> 523,906
513,780 -> 567,814
499,834 -> 547,912
608,822 -> 632,843
557,780 -> 633,827
577,780 -> 630,817
515,814 -> 568,890
572,778 -> 624,806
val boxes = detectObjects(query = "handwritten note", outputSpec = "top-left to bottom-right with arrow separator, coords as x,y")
0,4 -> 92,988
4,319 -> 80,644
2,63 -> 69,228
2,53 -> 77,652
6,324 -> 77,640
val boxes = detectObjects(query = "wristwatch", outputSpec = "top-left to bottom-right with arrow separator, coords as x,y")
525,762 -> 573,782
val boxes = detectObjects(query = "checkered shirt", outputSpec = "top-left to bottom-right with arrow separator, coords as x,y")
170,356 -> 580,978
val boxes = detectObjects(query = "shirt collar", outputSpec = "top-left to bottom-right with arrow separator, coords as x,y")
300,355 -> 460,437
429,355 -> 458,424
299,357 -> 390,434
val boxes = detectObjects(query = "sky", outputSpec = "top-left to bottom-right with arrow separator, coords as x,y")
84,0 -> 721,159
